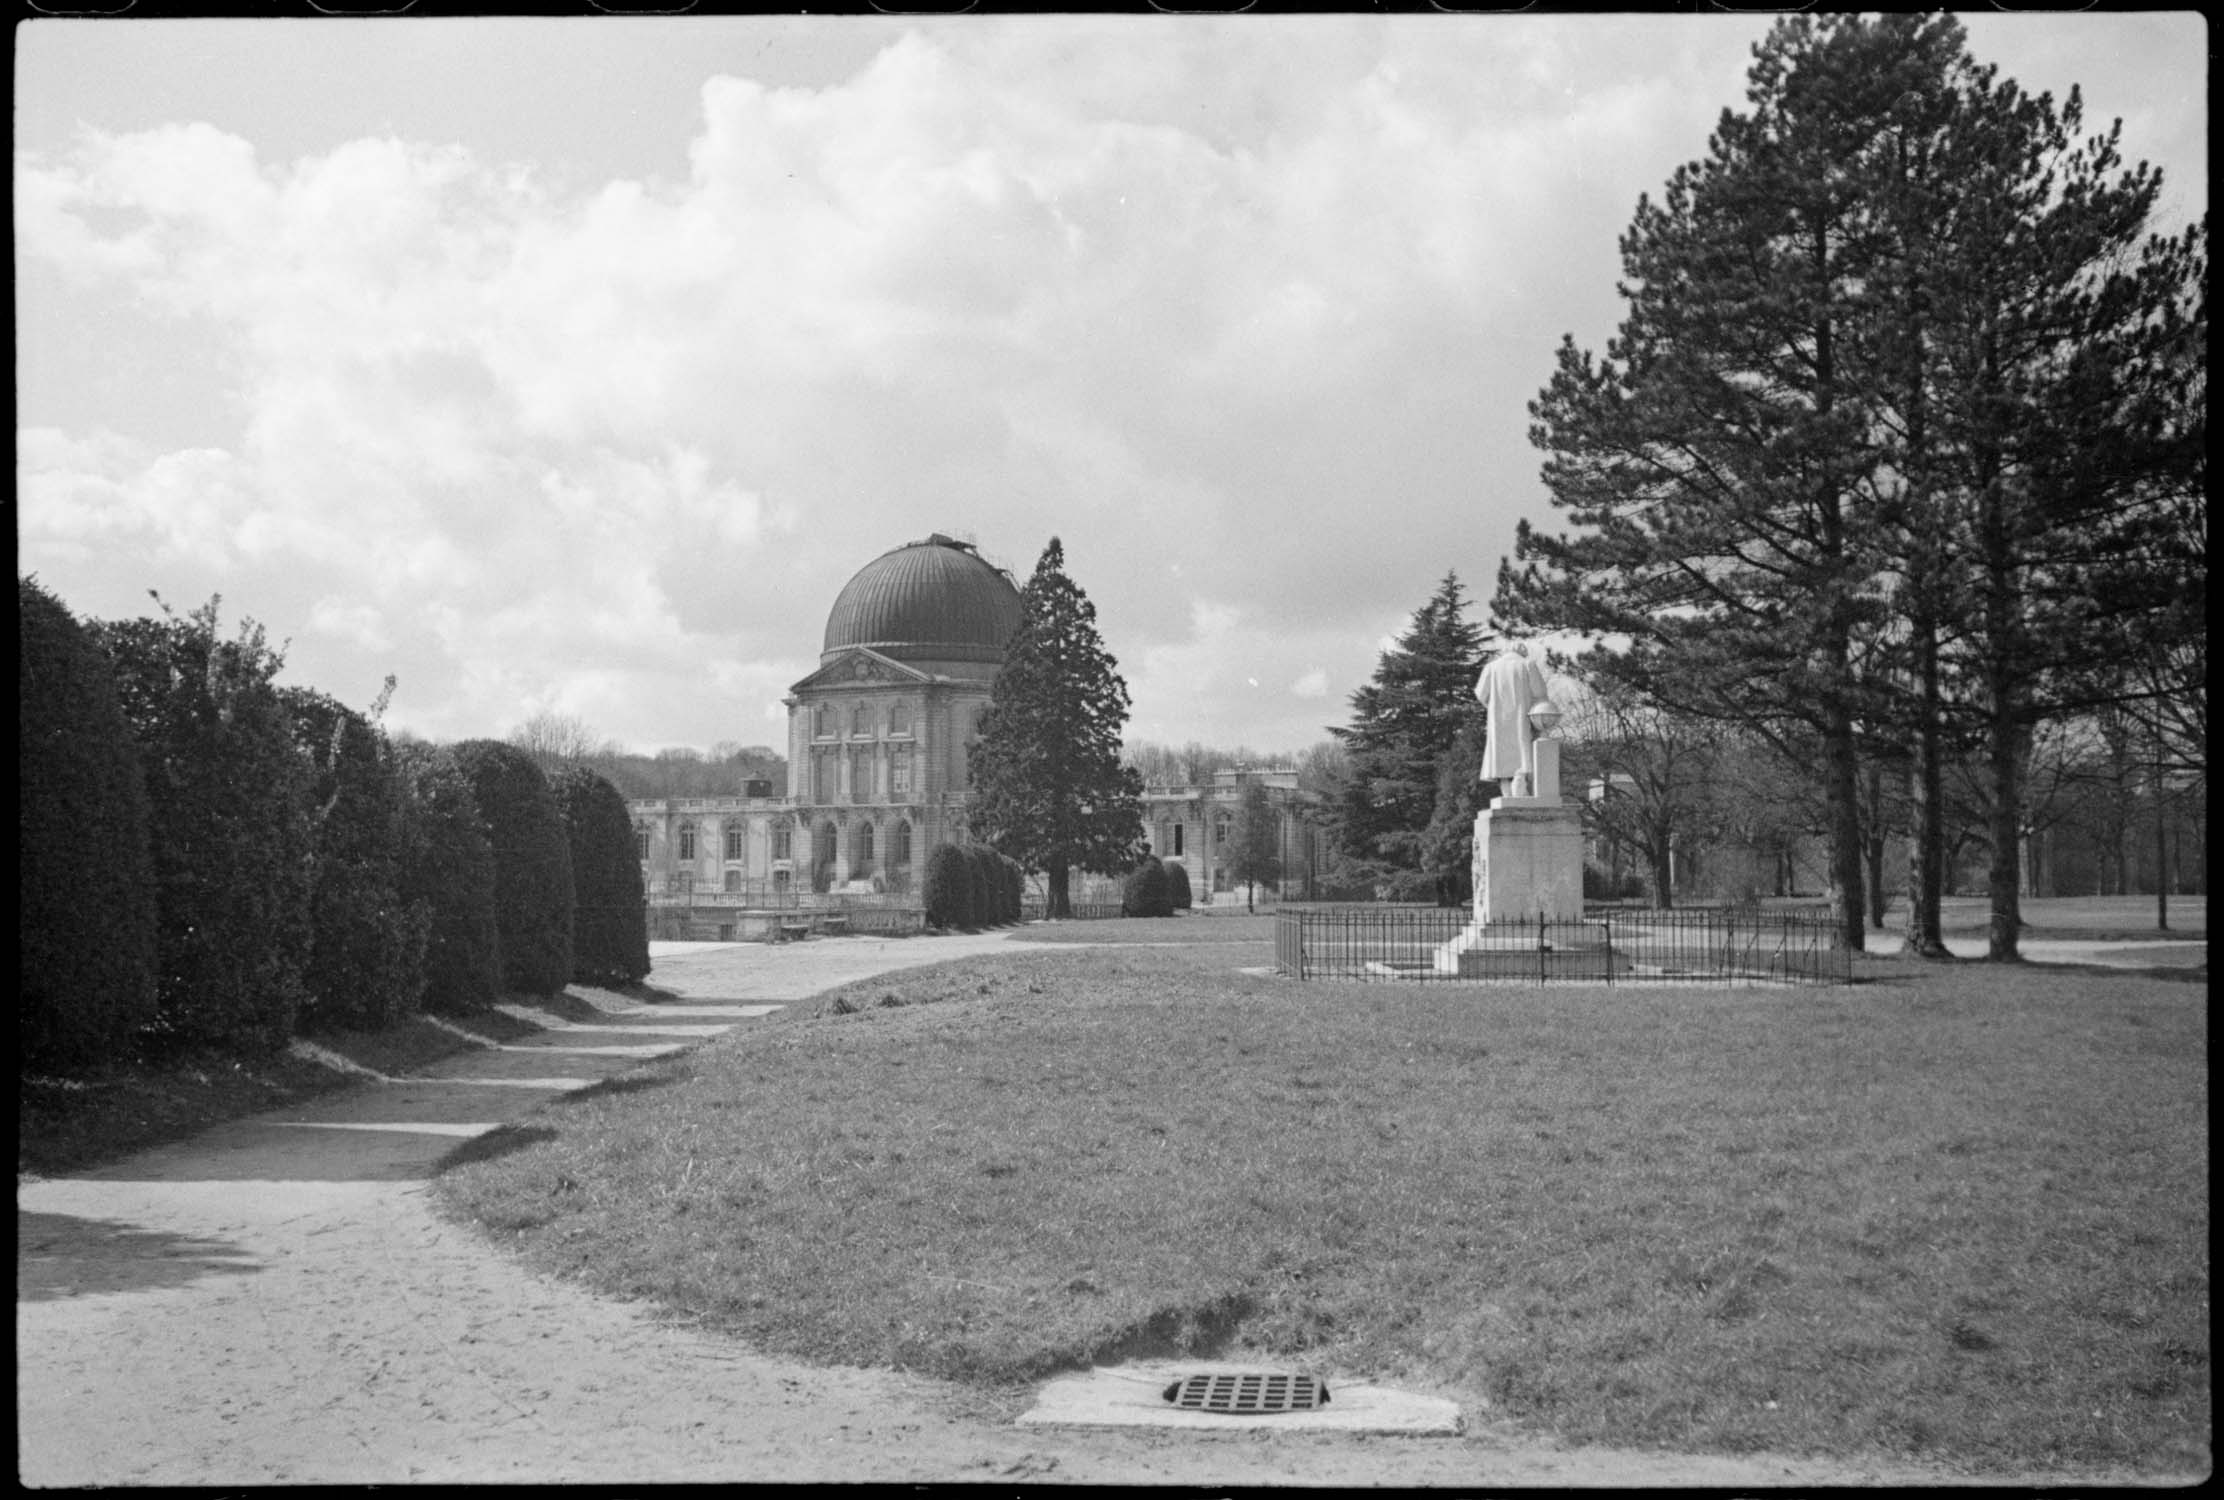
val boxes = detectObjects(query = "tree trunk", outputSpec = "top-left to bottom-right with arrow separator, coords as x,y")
1822,702 -> 1867,951
1904,612 -> 1952,957
1047,862 -> 1071,920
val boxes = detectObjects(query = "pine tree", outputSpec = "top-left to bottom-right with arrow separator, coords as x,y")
969,537 -> 1147,918
1324,573 -> 1486,899
1499,15 -> 1973,950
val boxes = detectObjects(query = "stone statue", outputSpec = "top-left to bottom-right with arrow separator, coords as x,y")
1475,644 -> 1550,797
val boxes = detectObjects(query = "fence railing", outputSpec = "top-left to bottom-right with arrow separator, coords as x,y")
1273,903 -> 1849,986
1018,899 -> 1127,922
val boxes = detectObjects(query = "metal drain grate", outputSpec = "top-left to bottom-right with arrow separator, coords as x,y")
1161,1372 -> 1330,1414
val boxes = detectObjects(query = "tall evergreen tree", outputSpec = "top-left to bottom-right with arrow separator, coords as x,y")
1324,573 -> 1486,900
969,537 -> 1147,918
21,578 -> 159,1071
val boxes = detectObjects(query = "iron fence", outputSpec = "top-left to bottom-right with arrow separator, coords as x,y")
1018,899 -> 1127,922
1273,903 -> 1849,986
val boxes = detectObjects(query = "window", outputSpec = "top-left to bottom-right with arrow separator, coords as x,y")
851,704 -> 867,738
893,820 -> 912,869
892,746 -> 912,796
1214,816 -> 1230,850
1172,823 -> 1184,856
724,825 -> 744,861
814,703 -> 832,738
678,823 -> 697,861
890,700 -> 912,736
635,828 -> 650,861
856,821 -> 876,873
773,828 -> 792,861
723,869 -> 740,892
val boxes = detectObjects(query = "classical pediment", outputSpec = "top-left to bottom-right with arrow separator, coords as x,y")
788,647 -> 937,694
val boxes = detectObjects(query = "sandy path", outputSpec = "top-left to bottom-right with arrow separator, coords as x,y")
17,932 -> 2136,1487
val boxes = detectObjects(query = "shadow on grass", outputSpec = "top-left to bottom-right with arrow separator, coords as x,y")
17,1209 -> 263,1301
554,1071 -> 685,1105
435,1123 -> 559,1173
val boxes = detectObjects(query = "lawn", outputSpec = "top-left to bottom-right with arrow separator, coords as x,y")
433,942 -> 2209,1474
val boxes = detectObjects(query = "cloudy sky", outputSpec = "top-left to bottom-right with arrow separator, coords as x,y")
16,13 -> 2207,758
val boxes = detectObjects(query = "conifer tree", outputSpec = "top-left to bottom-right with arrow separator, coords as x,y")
969,537 -> 1146,918
1324,573 -> 1486,898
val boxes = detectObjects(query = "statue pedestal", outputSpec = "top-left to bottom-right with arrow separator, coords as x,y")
1432,797 -> 1589,976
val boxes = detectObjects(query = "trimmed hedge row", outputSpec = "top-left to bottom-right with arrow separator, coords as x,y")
20,586 -> 640,1073
20,580 -> 159,1072
1122,855 -> 1173,917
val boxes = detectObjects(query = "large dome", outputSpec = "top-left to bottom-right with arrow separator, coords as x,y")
821,534 -> 1023,672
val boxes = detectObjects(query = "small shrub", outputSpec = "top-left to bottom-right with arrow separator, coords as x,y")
1122,855 -> 1172,918
964,844 -> 1000,927
925,844 -> 975,929
1164,861 -> 1193,911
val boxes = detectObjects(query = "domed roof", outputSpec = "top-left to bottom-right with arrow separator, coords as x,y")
821,534 -> 1023,670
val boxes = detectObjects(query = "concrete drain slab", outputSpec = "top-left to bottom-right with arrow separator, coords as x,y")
1017,1360 -> 1462,1435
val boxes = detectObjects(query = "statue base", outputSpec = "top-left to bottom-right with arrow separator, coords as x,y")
1431,799 -> 1588,976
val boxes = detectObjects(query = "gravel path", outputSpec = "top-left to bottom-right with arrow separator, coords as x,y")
15,932 -> 2140,1486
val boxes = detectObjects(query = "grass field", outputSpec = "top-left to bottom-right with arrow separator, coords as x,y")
433,934 -> 2210,1474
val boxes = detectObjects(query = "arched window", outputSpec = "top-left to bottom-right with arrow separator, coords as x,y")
1213,815 -> 1230,850
773,826 -> 792,861
678,822 -> 697,861
856,821 -> 876,875
893,820 -> 913,869
813,821 -> 839,893
635,827 -> 651,861
724,824 -> 745,861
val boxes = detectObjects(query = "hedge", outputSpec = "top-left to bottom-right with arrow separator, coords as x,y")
924,843 -> 974,929
449,740 -> 575,996
20,579 -> 159,1071
1122,855 -> 1172,918
1164,860 -> 1193,911
96,607 -> 314,1057
285,688 -> 429,1032
395,745 -> 503,1014
551,764 -> 651,988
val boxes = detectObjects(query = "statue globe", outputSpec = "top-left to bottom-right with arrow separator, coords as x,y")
1526,700 -> 1563,739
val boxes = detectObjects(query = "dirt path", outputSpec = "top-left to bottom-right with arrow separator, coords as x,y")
15,933 -> 2145,1487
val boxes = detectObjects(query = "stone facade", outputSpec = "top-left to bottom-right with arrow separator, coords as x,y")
1137,766 -> 1321,903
